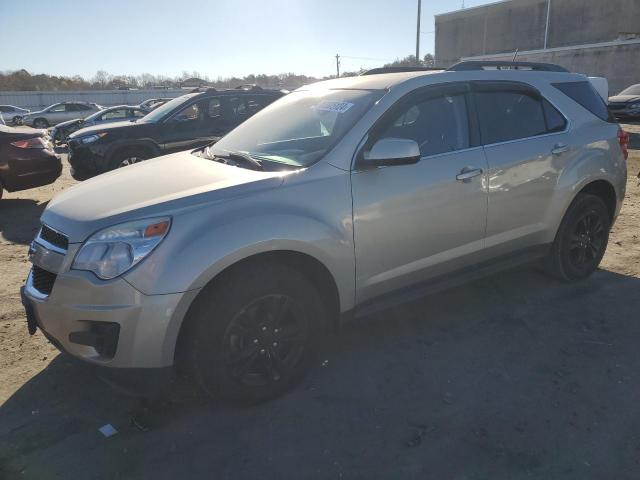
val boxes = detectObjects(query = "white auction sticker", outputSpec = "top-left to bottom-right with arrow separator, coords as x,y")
314,101 -> 354,113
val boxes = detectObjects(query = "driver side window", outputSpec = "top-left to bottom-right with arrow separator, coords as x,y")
172,102 -> 199,122
379,93 -> 470,157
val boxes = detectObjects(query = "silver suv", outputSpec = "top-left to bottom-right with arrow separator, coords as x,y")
20,102 -> 102,128
22,62 -> 628,403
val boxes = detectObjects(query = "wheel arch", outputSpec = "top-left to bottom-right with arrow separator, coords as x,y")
173,249 -> 341,367
107,140 -> 161,165
577,179 -> 617,223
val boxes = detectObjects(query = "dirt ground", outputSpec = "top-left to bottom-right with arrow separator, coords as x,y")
1,125 -> 640,479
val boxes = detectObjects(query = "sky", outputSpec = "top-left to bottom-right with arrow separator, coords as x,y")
0,0 -> 495,80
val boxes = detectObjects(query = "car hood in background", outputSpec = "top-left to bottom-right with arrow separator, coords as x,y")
608,95 -> 640,104
54,118 -> 84,129
69,119 -> 142,139
41,151 -> 286,242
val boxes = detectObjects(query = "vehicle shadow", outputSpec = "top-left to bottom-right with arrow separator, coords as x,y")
2,267 -> 640,479
0,199 -> 47,245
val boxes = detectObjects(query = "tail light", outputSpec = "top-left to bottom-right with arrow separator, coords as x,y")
618,128 -> 629,161
11,137 -> 47,149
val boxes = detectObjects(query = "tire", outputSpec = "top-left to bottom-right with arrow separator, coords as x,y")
546,193 -> 610,282
110,147 -> 148,171
12,116 -> 21,125
33,118 -> 49,129
185,260 -> 326,405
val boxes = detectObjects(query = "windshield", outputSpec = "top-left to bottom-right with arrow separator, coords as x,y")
209,88 -> 383,167
619,85 -> 640,96
137,93 -> 197,123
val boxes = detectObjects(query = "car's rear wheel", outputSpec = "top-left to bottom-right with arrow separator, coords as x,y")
12,115 -> 21,125
33,118 -> 49,129
546,193 -> 610,281
184,261 -> 326,405
111,148 -> 148,170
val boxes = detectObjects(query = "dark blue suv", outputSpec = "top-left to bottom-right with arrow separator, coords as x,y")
67,86 -> 286,179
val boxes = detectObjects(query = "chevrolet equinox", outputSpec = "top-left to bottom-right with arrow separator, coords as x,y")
22,62 -> 628,404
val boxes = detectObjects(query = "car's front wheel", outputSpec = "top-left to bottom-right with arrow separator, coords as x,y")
546,193 -> 611,281
184,261 -> 326,404
110,148 -> 149,171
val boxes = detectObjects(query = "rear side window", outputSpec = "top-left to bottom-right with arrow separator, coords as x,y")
552,81 -> 614,122
474,83 -> 566,144
475,90 -> 546,144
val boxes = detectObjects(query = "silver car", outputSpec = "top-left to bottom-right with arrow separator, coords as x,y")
0,105 -> 30,125
20,102 -> 102,128
22,62 -> 628,403
49,105 -> 149,143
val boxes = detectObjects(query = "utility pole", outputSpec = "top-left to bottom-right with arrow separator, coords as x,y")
415,0 -> 421,65
543,0 -> 552,49
335,53 -> 340,77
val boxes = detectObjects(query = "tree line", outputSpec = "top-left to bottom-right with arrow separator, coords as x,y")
0,54 -> 436,91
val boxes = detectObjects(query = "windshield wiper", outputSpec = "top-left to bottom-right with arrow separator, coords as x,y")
212,151 -> 263,171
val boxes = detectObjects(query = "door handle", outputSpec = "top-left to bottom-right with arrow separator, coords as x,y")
551,143 -> 569,155
456,167 -> 483,181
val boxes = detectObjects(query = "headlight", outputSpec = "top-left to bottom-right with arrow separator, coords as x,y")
72,217 -> 171,280
630,103 -> 640,109
81,132 -> 107,144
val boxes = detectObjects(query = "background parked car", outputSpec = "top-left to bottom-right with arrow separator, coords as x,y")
0,105 -> 30,125
49,105 -> 149,144
139,98 -> 172,111
0,124 -> 61,200
608,84 -> 640,119
18,102 -> 103,128
67,87 -> 285,179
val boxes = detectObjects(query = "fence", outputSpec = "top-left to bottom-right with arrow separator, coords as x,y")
0,89 -> 189,110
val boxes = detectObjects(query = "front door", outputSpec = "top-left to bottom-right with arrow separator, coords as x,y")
161,98 -> 223,152
351,83 -> 489,303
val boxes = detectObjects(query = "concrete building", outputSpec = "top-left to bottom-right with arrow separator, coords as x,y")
435,0 -> 640,93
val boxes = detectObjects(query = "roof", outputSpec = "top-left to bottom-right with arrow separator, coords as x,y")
299,70 -> 446,91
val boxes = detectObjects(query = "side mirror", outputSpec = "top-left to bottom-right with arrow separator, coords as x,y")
361,138 -> 421,168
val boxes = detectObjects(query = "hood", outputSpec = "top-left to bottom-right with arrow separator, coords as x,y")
22,109 -> 47,118
608,95 -> 640,104
41,151 -> 286,242
54,118 -> 83,129
69,119 -> 141,139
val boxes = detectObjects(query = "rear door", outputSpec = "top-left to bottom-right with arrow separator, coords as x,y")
351,82 -> 489,303
472,81 -> 569,255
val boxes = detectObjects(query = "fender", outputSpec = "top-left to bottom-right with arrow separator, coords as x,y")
543,135 -> 626,243
104,137 -> 162,162
123,164 -> 355,311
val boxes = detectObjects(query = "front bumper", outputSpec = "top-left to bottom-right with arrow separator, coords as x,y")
22,255 -> 199,369
67,141 -> 102,179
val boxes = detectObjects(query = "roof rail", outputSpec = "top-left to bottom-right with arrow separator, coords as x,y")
447,61 -> 568,72
361,66 -> 443,76
235,84 -> 263,91
189,87 -> 217,93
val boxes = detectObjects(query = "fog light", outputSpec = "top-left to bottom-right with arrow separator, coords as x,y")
69,322 -> 120,358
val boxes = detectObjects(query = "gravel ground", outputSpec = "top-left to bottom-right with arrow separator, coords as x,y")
1,124 -> 640,479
